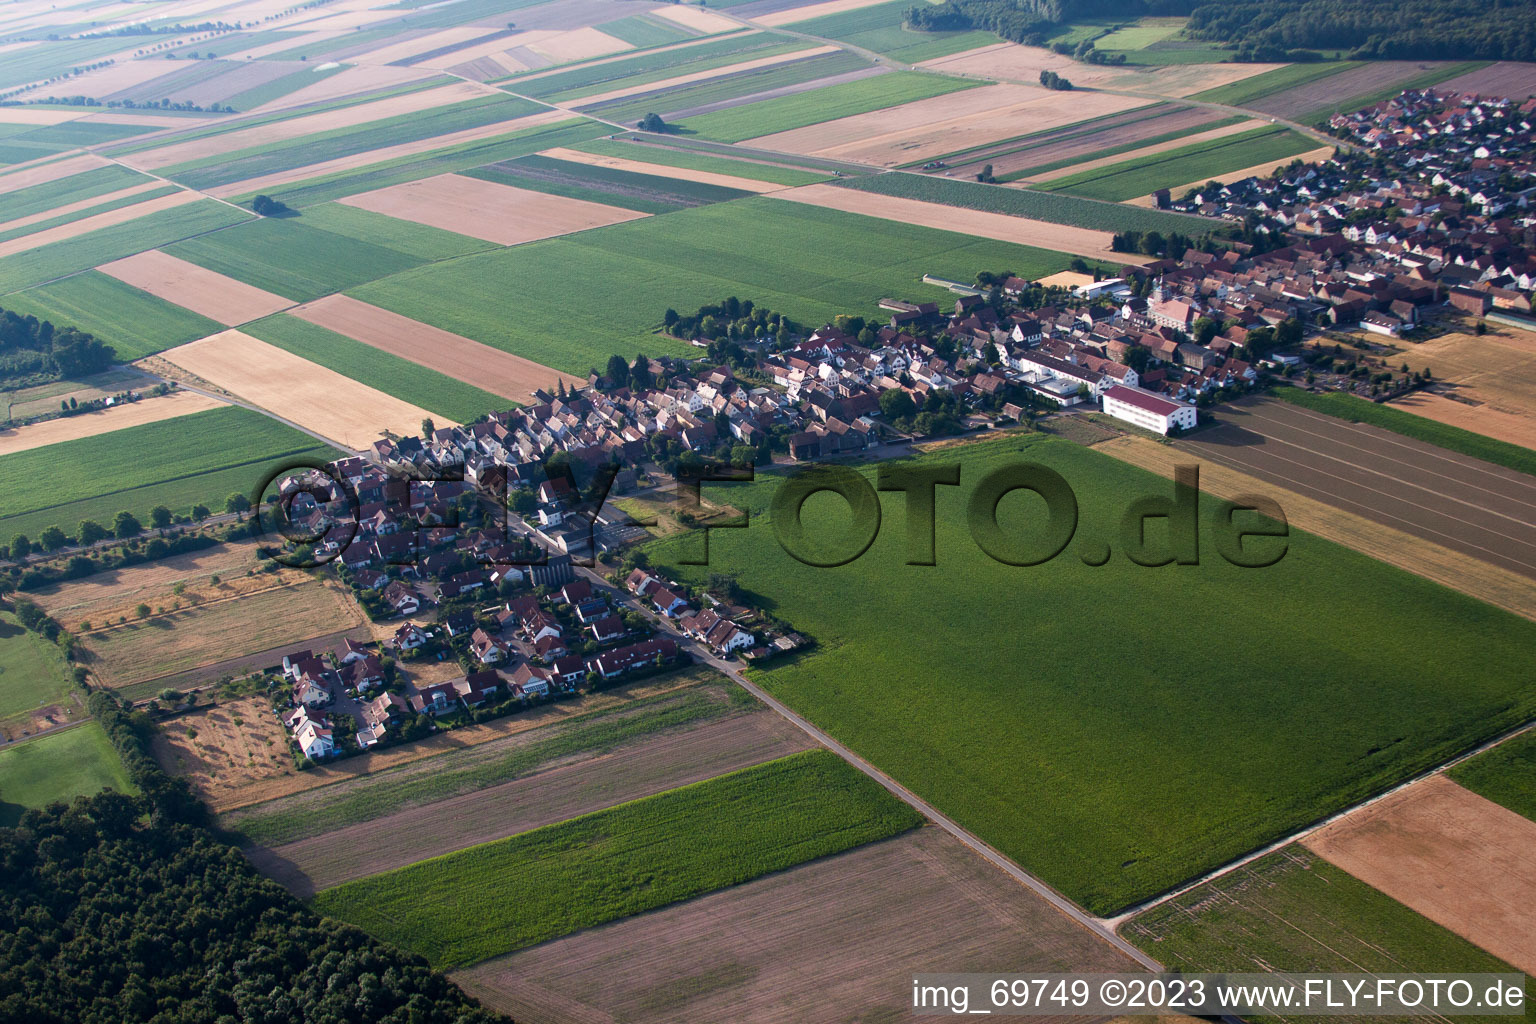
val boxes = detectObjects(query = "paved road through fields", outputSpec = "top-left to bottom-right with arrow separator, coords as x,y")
1175,394 -> 1536,579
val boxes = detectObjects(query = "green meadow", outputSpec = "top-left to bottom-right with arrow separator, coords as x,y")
1041,125 -> 1319,202
0,723 -> 133,826
676,72 -> 980,143
312,750 -> 921,968
0,614 -> 75,720
785,0 -> 999,62
644,435 -> 1536,914
346,197 -> 1083,374
4,271 -> 222,360
1450,730 -> 1536,822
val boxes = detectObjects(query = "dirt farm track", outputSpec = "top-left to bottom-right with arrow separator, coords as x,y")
1174,394 -> 1536,579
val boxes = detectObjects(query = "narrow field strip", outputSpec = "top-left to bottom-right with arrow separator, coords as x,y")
288,293 -> 581,401
98,249 -> 296,325
565,45 -> 837,109
158,329 -> 450,449
311,749 -> 924,969
535,145 -> 791,193
0,390 -> 225,457
0,190 -> 199,260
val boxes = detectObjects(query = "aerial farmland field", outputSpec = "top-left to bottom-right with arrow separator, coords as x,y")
312,749 -> 923,968
0,723 -> 133,825
346,197 -> 1086,373
1038,125 -> 1320,202
1451,730 -> 1536,822
646,434 -> 1536,913
0,612 -> 75,721
2,271 -> 223,360
564,136 -> 829,185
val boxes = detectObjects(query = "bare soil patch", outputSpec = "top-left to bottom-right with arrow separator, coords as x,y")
1031,119 -> 1265,183
79,578 -> 362,690
919,42 -> 1285,97
568,45 -> 834,108
455,827 -> 1142,1023
1095,433 -> 1536,621
746,83 -> 1143,166
770,182 -> 1143,263
753,0 -> 894,27
336,171 -> 647,246
1303,774 -> 1536,974
525,26 -> 634,64
290,293 -> 582,400
99,249 -> 295,324
536,145 -> 788,193
1437,61 -> 1536,99
251,711 -> 813,895
247,64 -> 437,113
0,153 -> 111,195
209,668 -> 723,813
0,180 -> 163,235
158,328 -> 449,448
152,696 -> 294,798
0,389 -> 225,456
206,108 -> 571,198
0,190 -> 198,259
948,104 -> 1209,180
1248,62 -> 1457,119
647,5 -> 739,34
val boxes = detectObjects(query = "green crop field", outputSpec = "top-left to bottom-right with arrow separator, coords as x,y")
1001,117 -> 1242,180
163,216 -> 426,302
1450,730 -> 1536,822
0,723 -> 133,826
643,435 -> 1536,915
0,405 -> 339,541
595,13 -> 696,48
347,197 -> 1082,374
512,37 -> 807,102
1271,387 -> 1536,477
3,271 -> 222,361
676,71 -> 980,143
786,0 -> 999,62
1093,18 -> 1186,50
162,94 -> 548,190
0,614 -> 75,721
568,137 -> 827,186
0,164 -> 152,223
241,315 -> 507,424
594,51 -> 874,123
0,200 -> 251,295
287,201 -> 495,261
232,117 -> 610,209
0,186 -> 182,248
311,749 -> 921,968
1124,846 -> 1522,1008
222,62 -> 350,112
227,673 -> 755,846
1190,61 -> 1357,107
835,171 -> 1215,235
1040,125 -> 1318,201
463,154 -> 751,213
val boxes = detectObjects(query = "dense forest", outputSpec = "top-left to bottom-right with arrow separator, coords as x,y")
0,693 -> 509,1024
0,307 -> 115,386
906,0 -> 1536,62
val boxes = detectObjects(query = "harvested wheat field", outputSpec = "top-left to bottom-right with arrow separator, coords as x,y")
1398,326 -> 1536,422
770,183 -> 1143,263
127,81 -> 487,171
569,45 -> 836,108
290,294 -> 582,399
0,190 -> 199,259
251,712 -> 814,895
207,108 -> 571,199
1389,391 -> 1536,450
0,390 -> 225,457
1128,146 -> 1336,207
746,83 -> 1143,166
348,26 -> 491,67
920,42 -> 1285,97
0,153 -> 110,194
754,0 -> 896,27
153,696 -> 294,797
1437,61 -> 1536,99
247,64 -> 437,113
30,536 -> 317,631
536,145 -> 789,193
80,578 -> 362,691
337,172 -> 648,245
455,827 -> 1142,1024
212,667 -> 722,813
99,249 -> 295,325
1094,434 -> 1536,621
159,329 -> 448,449
1303,774 -> 1536,974
525,25 -> 635,63
648,5 -> 739,34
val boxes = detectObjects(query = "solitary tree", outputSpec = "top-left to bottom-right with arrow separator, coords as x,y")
77,520 -> 108,545
638,112 -> 666,133
190,504 -> 210,521
38,526 -> 68,552
150,505 -> 173,530
8,534 -> 30,559
225,493 -> 251,517
421,417 -> 435,439
605,353 -> 630,386
113,511 -> 142,539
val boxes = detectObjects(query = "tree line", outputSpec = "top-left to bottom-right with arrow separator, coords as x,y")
0,307 -> 115,387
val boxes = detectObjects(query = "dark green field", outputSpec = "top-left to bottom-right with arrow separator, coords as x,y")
1123,845 -> 1524,1022
0,723 -> 134,826
1039,126 -> 1319,202
1450,730 -> 1536,823
311,750 -> 921,968
463,154 -> 751,213
1271,387 -> 1536,477
591,50 -> 874,124
0,405 -> 339,541
644,434 -> 1536,914
676,72 -> 980,143
4,271 -> 222,361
